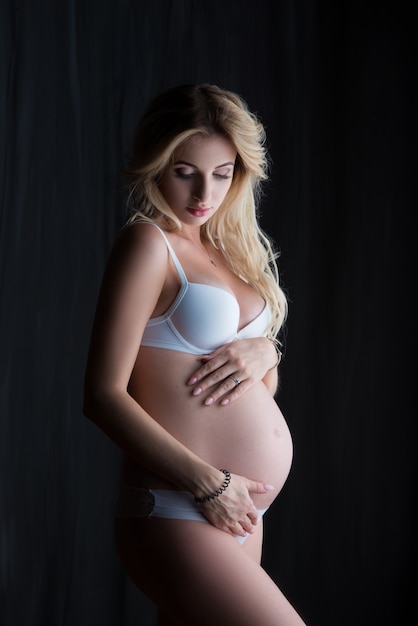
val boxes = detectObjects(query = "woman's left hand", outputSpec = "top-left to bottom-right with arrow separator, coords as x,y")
186,337 -> 279,406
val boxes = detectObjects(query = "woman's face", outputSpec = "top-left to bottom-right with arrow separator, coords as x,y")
159,134 -> 237,226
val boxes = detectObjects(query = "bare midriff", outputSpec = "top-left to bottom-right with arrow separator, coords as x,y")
123,346 -> 293,511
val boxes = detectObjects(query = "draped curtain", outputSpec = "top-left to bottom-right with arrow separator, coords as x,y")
1,1 -> 415,624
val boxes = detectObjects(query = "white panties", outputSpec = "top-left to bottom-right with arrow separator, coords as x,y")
115,485 -> 268,545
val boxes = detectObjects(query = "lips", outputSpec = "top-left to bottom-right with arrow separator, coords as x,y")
187,206 -> 211,217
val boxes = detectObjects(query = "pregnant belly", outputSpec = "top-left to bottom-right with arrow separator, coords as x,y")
189,388 -> 293,509
126,380 -> 294,511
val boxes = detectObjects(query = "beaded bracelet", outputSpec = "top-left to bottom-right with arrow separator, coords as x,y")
267,338 -> 283,370
194,469 -> 232,505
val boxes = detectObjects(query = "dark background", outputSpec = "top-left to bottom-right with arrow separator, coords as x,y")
1,1 -> 416,625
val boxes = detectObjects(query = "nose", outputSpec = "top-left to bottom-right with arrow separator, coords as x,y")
192,178 -> 210,204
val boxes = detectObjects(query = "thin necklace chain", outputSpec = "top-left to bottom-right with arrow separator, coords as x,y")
202,240 -> 217,266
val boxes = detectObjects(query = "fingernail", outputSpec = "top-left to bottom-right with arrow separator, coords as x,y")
204,396 -> 214,405
188,376 -> 197,384
264,484 -> 275,491
193,387 -> 202,396
220,398 -> 230,405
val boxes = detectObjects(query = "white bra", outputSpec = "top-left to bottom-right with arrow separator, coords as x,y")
141,224 -> 271,355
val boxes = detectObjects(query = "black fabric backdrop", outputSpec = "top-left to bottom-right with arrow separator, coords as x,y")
1,1 -> 416,625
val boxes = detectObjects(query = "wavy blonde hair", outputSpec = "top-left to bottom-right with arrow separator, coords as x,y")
125,84 -> 287,341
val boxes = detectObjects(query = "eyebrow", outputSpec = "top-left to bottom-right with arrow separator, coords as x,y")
174,160 -> 235,169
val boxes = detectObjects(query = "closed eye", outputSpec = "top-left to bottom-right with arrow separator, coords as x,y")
174,170 -> 194,179
174,170 -> 232,180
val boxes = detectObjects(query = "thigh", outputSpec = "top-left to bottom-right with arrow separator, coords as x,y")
241,516 -> 263,563
115,517 -> 306,626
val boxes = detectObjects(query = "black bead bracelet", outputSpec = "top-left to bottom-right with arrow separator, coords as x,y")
194,469 -> 232,505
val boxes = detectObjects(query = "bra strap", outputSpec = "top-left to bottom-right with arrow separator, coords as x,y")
145,223 -> 188,285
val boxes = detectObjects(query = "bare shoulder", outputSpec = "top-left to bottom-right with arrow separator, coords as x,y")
112,221 -> 167,260
97,222 -> 171,305
102,221 -> 169,279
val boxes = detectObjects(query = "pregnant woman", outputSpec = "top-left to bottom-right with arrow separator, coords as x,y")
84,83 -> 306,626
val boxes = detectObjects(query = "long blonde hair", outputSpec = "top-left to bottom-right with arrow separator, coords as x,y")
125,84 -> 287,341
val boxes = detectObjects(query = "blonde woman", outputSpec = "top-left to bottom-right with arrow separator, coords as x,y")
84,84 -> 306,626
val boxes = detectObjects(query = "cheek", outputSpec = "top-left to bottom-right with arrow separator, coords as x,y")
218,181 -> 233,202
159,180 -> 182,206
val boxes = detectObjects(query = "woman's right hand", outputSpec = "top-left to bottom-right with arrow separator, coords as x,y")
199,473 -> 274,538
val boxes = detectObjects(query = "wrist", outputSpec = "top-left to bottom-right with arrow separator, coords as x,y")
266,337 -> 282,370
194,469 -> 231,505
191,466 -> 231,501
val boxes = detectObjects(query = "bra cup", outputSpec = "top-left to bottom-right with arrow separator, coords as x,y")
169,283 -> 240,352
236,302 -> 271,340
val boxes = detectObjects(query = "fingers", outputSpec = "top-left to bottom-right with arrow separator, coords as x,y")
220,517 -> 256,538
245,509 -> 259,527
186,349 -> 237,389
231,516 -> 256,538
187,355 -> 251,406
198,375 -> 248,406
247,479 -> 275,495
186,338 -> 275,406
204,510 -> 258,538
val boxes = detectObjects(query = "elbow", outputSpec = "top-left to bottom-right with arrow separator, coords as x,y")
82,382 -> 105,423
83,381 -> 126,424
